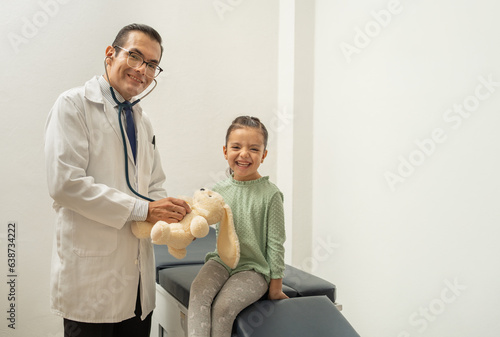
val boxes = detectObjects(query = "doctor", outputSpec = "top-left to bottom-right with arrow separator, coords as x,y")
45,23 -> 191,337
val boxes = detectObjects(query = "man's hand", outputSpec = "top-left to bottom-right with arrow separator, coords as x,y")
146,197 -> 191,224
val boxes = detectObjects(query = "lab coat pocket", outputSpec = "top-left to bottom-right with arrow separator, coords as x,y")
142,140 -> 155,172
71,213 -> 118,257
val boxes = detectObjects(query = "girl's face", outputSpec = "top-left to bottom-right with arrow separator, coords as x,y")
223,127 -> 268,181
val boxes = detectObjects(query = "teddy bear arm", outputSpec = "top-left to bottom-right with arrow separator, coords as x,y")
151,221 -> 171,244
190,216 -> 210,238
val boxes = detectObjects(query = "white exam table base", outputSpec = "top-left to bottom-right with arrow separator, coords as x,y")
153,283 -> 188,337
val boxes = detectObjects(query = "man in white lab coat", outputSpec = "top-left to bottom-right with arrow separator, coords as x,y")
44,23 -> 190,337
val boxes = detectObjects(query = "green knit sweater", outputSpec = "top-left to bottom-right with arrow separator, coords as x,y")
205,176 -> 286,283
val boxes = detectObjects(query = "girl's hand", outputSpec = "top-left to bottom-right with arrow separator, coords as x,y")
268,278 -> 289,300
268,290 -> 289,300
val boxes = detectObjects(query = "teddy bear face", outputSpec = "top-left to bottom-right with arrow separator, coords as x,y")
193,189 -> 225,225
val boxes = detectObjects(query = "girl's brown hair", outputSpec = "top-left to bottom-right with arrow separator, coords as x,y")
225,116 -> 268,150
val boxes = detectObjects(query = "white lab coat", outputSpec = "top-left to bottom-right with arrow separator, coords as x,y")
44,76 -> 167,323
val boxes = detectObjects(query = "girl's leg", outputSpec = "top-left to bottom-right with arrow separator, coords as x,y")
211,271 -> 268,337
188,260 -> 229,337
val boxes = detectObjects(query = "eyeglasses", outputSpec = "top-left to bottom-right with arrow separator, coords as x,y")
114,46 -> 163,78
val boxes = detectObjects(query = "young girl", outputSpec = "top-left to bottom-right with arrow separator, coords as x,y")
188,116 -> 288,337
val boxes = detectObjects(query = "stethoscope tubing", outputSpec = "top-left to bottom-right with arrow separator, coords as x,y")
105,56 -> 156,202
113,89 -> 154,202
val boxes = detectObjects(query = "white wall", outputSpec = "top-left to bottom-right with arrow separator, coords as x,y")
313,0 -> 500,336
0,1 -> 279,336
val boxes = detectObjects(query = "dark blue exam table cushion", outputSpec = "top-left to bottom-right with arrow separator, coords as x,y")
158,265 -> 201,309
284,264 -> 336,302
236,296 -> 360,337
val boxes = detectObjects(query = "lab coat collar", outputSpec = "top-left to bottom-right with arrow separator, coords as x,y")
84,76 -> 143,165
84,76 -> 143,113
84,76 -> 106,105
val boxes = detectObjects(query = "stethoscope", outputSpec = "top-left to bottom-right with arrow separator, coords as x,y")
104,57 -> 156,202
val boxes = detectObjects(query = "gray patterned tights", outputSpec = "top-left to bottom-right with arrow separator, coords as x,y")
188,260 -> 268,337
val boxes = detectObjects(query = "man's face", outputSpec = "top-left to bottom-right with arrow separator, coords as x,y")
105,31 -> 161,101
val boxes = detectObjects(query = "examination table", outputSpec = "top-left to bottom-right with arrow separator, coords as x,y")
151,228 -> 359,337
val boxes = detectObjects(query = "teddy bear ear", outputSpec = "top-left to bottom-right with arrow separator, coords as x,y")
217,204 -> 240,269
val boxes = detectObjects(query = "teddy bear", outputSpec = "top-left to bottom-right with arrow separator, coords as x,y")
131,188 -> 240,269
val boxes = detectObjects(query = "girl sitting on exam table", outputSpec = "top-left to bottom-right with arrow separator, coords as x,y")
188,116 -> 288,337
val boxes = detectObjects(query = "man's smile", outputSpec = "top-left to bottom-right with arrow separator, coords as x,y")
128,74 -> 143,84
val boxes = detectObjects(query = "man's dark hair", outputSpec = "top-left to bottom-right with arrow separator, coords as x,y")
112,23 -> 163,60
